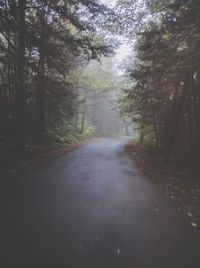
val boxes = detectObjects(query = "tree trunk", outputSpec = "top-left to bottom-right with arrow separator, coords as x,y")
191,74 -> 200,175
153,115 -> 159,149
15,0 -> 26,150
37,51 -> 46,144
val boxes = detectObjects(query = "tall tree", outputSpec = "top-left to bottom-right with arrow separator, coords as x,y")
15,0 -> 26,149
0,0 -> 115,149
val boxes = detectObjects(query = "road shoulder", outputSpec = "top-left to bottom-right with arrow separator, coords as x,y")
126,142 -> 200,230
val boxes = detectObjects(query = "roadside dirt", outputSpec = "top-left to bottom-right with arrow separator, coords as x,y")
1,138 -> 104,179
126,142 -> 200,229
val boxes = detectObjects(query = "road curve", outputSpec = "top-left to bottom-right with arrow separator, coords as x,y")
1,138 -> 200,268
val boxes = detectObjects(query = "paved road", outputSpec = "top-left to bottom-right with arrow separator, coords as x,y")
1,138 -> 200,268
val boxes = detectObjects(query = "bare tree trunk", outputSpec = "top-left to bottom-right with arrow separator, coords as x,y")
80,89 -> 87,134
15,0 -> 26,150
153,115 -> 159,149
37,50 -> 46,144
191,74 -> 200,175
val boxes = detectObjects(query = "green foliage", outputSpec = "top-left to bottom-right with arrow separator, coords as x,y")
48,117 -> 95,144
0,0 -> 116,148
68,57 -> 119,92
118,0 -> 200,169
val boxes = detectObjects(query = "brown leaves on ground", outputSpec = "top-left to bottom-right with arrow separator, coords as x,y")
2,138 -> 100,178
126,143 -> 200,228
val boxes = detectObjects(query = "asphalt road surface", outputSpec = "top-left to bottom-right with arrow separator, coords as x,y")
1,138 -> 200,268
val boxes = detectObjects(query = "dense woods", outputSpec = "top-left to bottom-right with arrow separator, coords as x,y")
0,0 -> 115,154
2,2 -> 200,266
1,0 -> 200,176
118,0 -> 200,175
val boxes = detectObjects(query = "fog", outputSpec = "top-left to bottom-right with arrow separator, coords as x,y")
74,56 -> 135,138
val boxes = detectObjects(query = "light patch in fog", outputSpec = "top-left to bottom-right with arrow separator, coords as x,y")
114,43 -> 132,63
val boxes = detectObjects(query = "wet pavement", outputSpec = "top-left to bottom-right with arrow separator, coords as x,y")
1,138 -> 200,267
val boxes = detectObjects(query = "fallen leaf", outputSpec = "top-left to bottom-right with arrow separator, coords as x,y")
191,222 -> 198,228
187,212 -> 193,218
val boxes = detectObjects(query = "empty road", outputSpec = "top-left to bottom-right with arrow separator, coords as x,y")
1,138 -> 200,267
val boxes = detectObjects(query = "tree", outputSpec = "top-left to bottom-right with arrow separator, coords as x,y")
0,0 -> 115,150
118,0 -> 200,174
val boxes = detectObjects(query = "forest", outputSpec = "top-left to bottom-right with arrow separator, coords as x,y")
1,0 -> 200,176
0,0 -> 127,161
2,1 -> 200,267
118,0 -> 200,176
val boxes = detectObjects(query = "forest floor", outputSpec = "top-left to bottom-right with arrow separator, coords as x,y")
126,142 -> 200,229
1,138 -> 103,179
